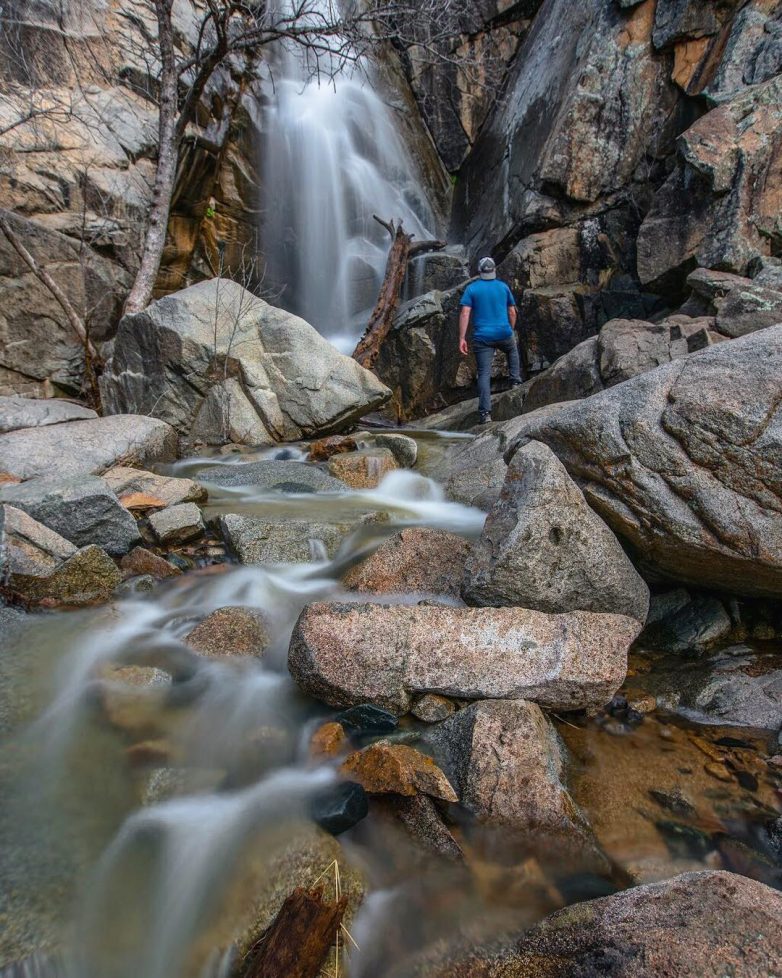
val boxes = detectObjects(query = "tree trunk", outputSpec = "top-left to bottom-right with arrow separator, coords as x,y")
353,218 -> 444,372
239,885 -> 347,978
122,0 -> 179,316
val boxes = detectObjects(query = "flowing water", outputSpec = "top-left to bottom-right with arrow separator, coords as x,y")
1,435 -> 781,978
259,8 -> 437,352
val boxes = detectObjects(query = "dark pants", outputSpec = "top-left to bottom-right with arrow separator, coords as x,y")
474,336 -> 522,414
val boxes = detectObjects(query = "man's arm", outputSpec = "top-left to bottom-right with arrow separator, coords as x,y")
459,306 -> 471,356
508,305 -> 517,329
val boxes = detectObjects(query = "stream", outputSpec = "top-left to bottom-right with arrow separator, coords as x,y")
1,431 -> 781,978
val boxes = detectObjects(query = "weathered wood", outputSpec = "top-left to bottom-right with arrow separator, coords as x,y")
240,885 -> 347,978
352,217 -> 445,372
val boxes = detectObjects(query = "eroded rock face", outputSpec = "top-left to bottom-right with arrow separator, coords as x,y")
463,441 -> 649,622
398,871 -> 782,978
100,278 -> 390,444
288,601 -> 641,713
505,326 -> 782,597
638,74 -> 782,286
0,415 -> 177,481
455,0 -> 677,255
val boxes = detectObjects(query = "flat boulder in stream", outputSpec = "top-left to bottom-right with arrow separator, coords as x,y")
198,459 -> 345,493
0,414 -> 177,481
288,602 -> 642,713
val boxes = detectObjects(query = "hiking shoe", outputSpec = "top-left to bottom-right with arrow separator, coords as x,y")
509,379 -> 524,388
479,412 -> 492,424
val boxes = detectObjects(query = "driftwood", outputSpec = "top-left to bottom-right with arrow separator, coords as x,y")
240,885 -> 347,978
352,216 -> 445,371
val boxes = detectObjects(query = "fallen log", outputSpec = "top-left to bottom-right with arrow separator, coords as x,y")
240,885 -> 347,978
352,216 -> 445,371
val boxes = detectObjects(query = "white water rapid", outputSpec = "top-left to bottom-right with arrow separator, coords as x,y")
260,13 -> 437,352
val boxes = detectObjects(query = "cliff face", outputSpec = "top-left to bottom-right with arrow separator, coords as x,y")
445,0 -> 782,368
0,0 -> 265,395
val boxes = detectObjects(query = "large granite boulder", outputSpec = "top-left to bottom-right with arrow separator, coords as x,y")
0,474 -> 140,555
522,315 -> 722,415
504,326 -> 782,597
396,871 -> 782,978
288,601 -> 642,713
463,441 -> 649,622
0,415 -> 177,480
423,699 -> 593,846
100,279 -> 390,444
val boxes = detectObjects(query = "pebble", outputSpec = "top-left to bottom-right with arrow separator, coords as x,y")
704,761 -> 733,783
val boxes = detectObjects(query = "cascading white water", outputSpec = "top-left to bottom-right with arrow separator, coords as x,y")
0,466 -> 485,978
260,8 -> 437,352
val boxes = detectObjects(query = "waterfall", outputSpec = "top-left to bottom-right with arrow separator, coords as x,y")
259,14 -> 437,353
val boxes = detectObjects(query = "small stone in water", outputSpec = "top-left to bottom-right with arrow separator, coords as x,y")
732,768 -> 759,792
602,719 -> 631,736
704,761 -> 733,783
625,709 -> 644,726
607,694 -> 628,716
411,693 -> 456,724
335,704 -> 398,736
648,788 -> 696,817
310,780 -> 369,835
655,819 -> 714,860
310,721 -> 349,759
628,695 -> 656,714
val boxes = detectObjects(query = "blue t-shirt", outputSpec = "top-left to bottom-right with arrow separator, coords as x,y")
460,279 -> 516,342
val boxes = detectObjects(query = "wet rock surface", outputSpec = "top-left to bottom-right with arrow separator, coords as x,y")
424,699 -> 591,844
635,645 -> 782,731
327,448 -> 397,489
219,514 -> 364,564
199,459 -> 345,493
289,601 -> 641,713
341,741 -> 458,802
184,607 -> 270,659
463,441 -> 649,622
343,527 -> 471,598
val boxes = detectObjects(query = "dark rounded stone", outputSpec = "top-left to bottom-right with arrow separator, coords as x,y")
335,704 -> 399,736
310,780 -> 369,836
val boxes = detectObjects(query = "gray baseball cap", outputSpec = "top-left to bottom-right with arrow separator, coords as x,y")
478,257 -> 497,280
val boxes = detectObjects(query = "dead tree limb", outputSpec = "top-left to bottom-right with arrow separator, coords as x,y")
0,211 -> 100,366
240,885 -> 347,978
353,218 -> 445,371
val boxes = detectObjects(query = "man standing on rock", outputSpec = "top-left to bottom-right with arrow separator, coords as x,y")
458,257 -> 523,424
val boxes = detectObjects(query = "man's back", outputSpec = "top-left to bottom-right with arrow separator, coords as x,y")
460,279 -> 515,343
